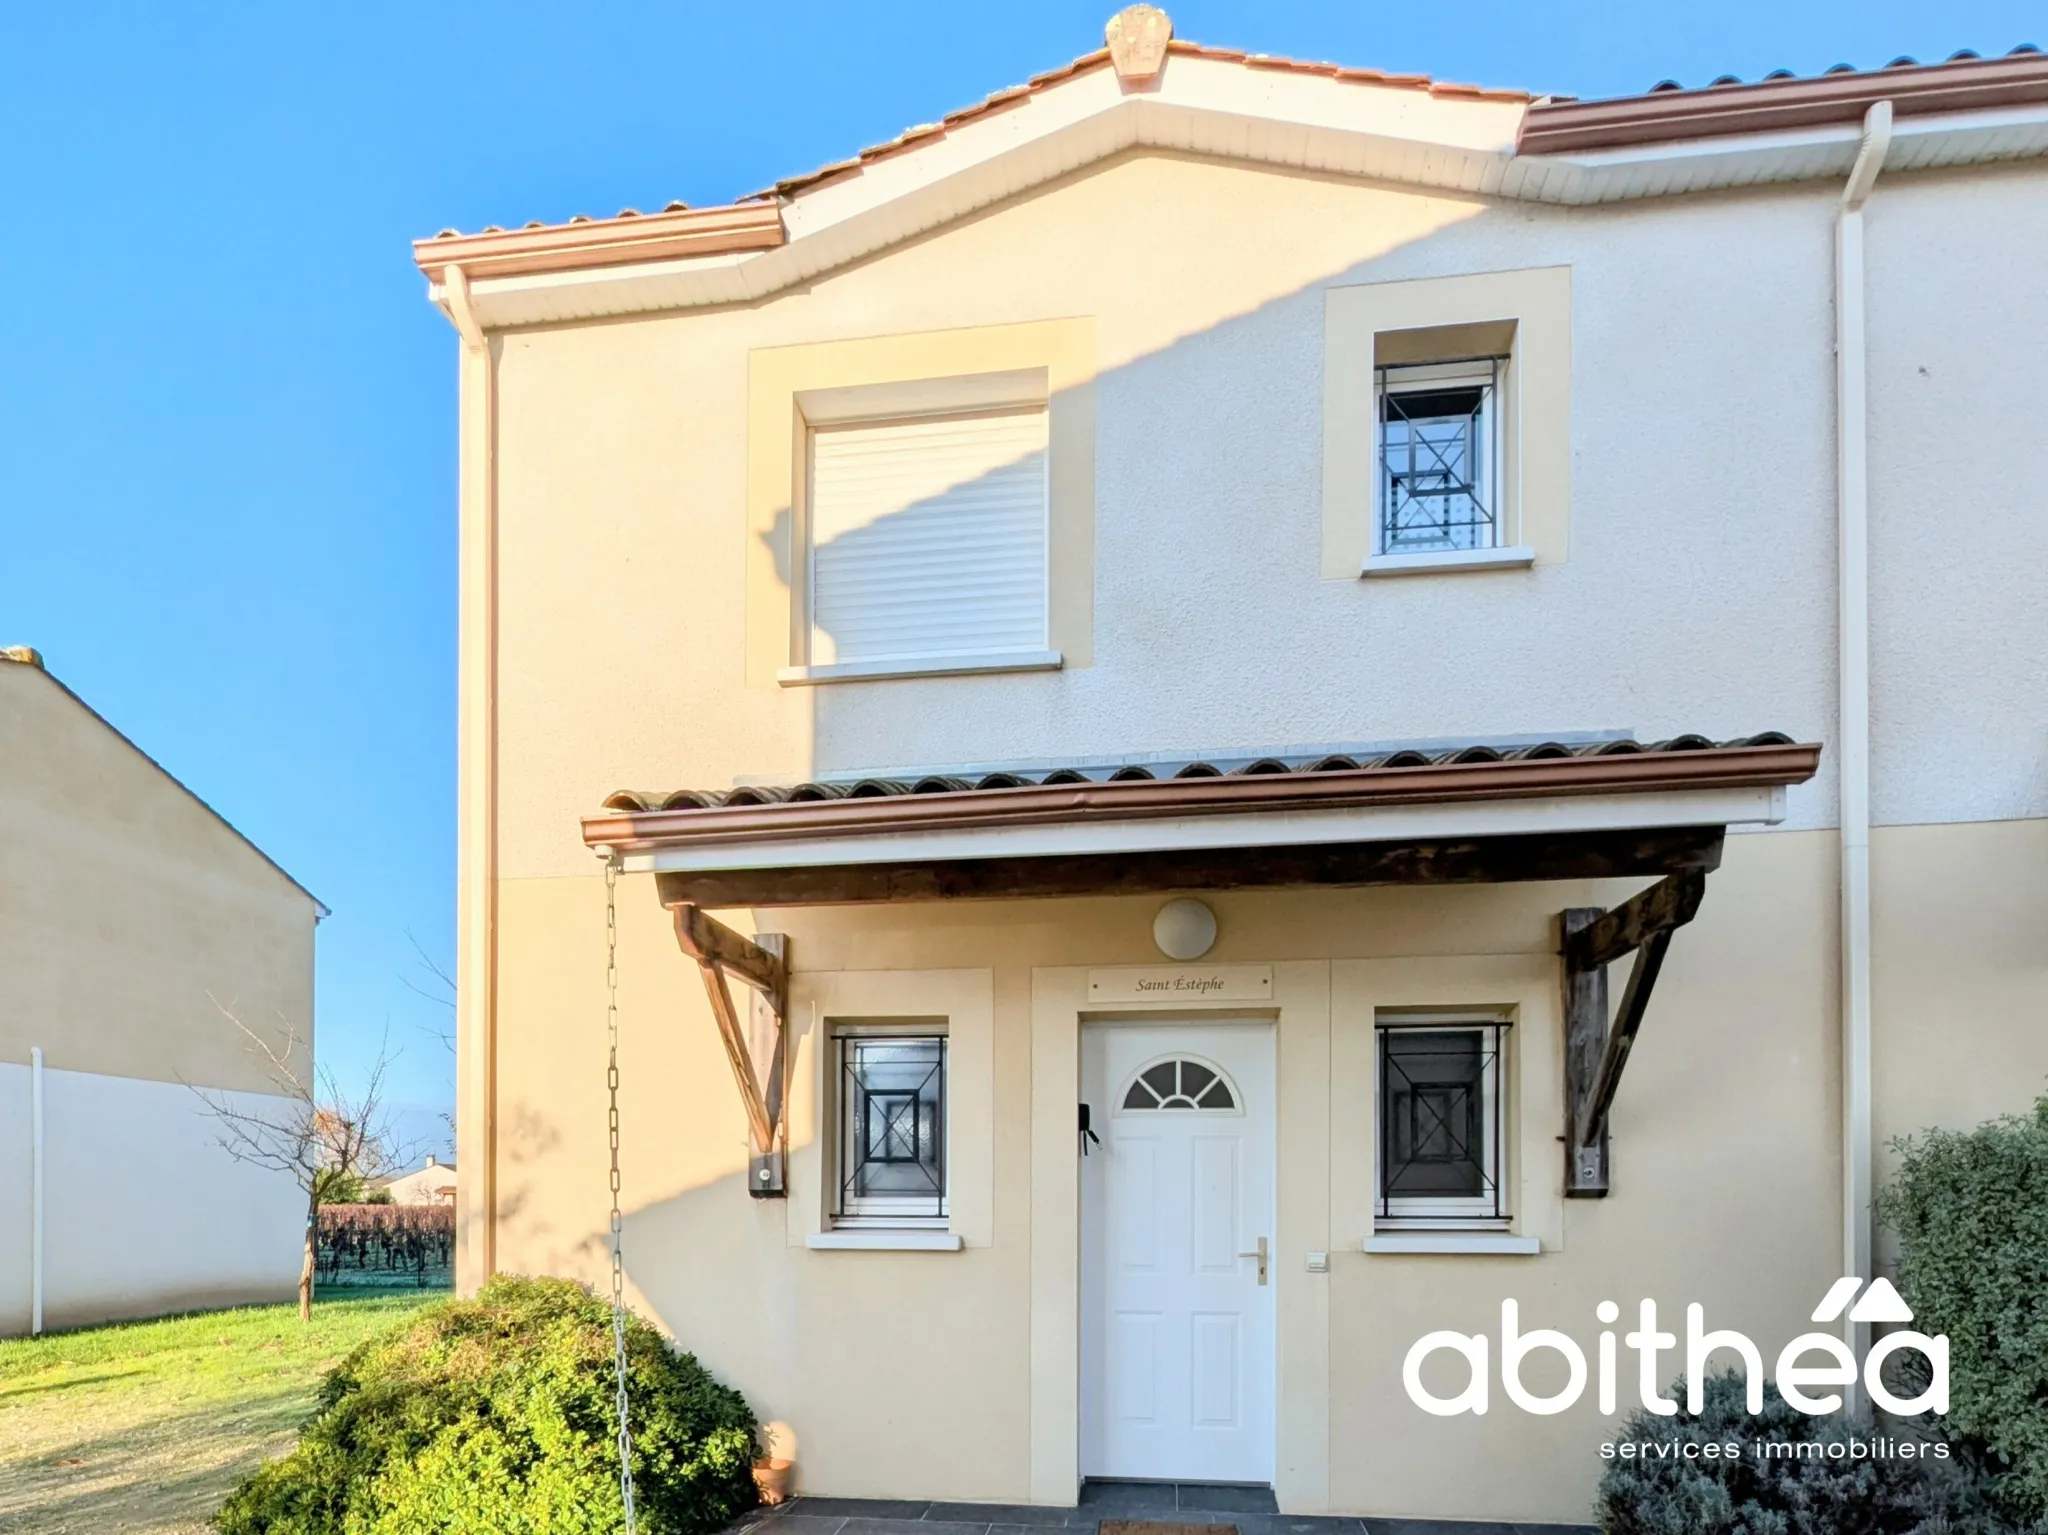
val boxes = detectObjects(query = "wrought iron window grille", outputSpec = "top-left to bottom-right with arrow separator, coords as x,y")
1375,357 -> 1504,556
835,1033 -> 947,1224
1376,1020 -> 1509,1226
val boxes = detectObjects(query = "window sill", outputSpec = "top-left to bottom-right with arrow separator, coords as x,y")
1365,1232 -> 1541,1255
1360,546 -> 1536,578
805,1230 -> 964,1252
778,650 -> 1062,686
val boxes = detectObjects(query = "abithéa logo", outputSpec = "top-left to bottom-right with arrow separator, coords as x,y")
1403,1278 -> 1947,1418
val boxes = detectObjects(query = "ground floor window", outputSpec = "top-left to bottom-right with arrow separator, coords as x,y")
1376,1015 -> 1509,1227
834,1030 -> 948,1225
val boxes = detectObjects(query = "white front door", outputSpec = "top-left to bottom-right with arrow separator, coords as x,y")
1080,1022 -> 1276,1484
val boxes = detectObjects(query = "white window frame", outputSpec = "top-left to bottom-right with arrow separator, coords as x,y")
829,1023 -> 951,1230
782,376 -> 1059,684
1372,357 -> 1507,560
1374,1013 -> 1511,1231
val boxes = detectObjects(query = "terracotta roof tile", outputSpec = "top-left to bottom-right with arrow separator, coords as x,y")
581,734 -> 1822,863
746,37 -> 1529,204
1521,43 -> 2048,154
414,25 -> 2046,266
598,733 -> 1803,815
417,28 -> 1534,248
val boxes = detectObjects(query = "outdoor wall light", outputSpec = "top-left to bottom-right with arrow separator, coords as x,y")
1153,897 -> 1218,961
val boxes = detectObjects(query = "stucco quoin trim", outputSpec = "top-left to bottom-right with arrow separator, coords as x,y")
581,739 -> 1822,856
412,202 -> 785,286
1518,52 -> 2048,155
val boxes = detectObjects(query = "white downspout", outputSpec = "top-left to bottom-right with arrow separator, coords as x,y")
1837,99 -> 1890,1379
441,264 -> 498,1294
30,1046 -> 44,1336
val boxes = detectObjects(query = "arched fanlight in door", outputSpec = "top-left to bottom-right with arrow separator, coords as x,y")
1119,1056 -> 1239,1112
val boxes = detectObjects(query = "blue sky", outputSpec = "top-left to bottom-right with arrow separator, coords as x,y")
2,1 -> 2037,1135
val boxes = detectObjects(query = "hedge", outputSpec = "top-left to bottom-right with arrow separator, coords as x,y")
215,1274 -> 758,1535
1595,1370 -> 2016,1534
1877,1093 -> 2048,1521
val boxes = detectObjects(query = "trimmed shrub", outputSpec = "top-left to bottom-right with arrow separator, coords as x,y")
215,1274 -> 757,1535
1594,1371 -> 2019,1535
1878,1094 -> 2048,1521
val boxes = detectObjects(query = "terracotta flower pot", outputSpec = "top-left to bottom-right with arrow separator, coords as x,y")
753,1457 -> 794,1506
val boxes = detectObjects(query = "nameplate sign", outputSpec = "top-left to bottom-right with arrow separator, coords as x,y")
1087,965 -> 1273,1004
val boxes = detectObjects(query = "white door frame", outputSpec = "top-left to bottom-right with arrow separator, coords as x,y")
1079,1016 -> 1278,1486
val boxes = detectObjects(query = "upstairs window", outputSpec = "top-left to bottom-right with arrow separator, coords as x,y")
1376,358 -> 1504,556
806,407 -> 1049,672
1376,1017 -> 1509,1227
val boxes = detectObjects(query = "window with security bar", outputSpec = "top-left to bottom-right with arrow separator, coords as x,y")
835,1033 -> 947,1224
1376,358 -> 1504,555
1376,1019 -> 1509,1226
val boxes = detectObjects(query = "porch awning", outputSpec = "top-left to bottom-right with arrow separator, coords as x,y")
580,733 -> 1820,906
582,732 -> 1821,1201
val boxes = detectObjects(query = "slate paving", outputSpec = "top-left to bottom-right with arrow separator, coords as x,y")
734,1481 -> 1595,1535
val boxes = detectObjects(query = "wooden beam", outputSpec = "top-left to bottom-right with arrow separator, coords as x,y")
693,958 -> 776,1153
751,934 -> 788,1133
1560,907 -> 1611,1197
657,827 -> 1725,910
748,933 -> 788,1199
1559,870 -> 1710,1196
670,905 -> 789,1192
1578,929 -> 1674,1149
673,903 -> 786,996
1563,871 -> 1706,971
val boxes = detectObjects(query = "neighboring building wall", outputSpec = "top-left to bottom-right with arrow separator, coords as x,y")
0,657 -> 320,1334
472,148 -> 2048,1518
0,1064 -> 305,1332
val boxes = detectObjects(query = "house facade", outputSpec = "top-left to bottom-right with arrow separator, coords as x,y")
417,12 -> 2048,1524
0,648 -> 322,1334
382,1155 -> 458,1206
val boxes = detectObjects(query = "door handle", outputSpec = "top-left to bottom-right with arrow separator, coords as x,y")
1238,1235 -> 1269,1285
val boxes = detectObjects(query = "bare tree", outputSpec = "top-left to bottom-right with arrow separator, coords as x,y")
190,1001 -> 406,1322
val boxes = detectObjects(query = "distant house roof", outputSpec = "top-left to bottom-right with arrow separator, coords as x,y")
1,647 -> 326,916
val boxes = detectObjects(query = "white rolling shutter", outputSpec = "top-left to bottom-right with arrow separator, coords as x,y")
807,408 -> 1049,668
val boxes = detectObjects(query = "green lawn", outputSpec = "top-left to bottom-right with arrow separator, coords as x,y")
0,1290 -> 443,1535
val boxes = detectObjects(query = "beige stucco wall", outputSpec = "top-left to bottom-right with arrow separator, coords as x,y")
1871,817 -> 2048,1158
489,819 -> 2048,1520
468,143 -> 2048,1521
0,659 -> 319,1092
484,825 -> 1929,1521
488,151 -> 1858,886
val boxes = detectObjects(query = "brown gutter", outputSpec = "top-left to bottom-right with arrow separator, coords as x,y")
1519,53 -> 2048,156
411,202 -> 785,286
582,741 -> 1821,855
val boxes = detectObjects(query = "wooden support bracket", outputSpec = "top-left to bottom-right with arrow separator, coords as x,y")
1560,869 -> 1708,1197
672,904 -> 789,1198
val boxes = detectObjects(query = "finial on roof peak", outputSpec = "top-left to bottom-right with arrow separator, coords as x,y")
1107,5 -> 1172,85
1,646 -> 44,668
